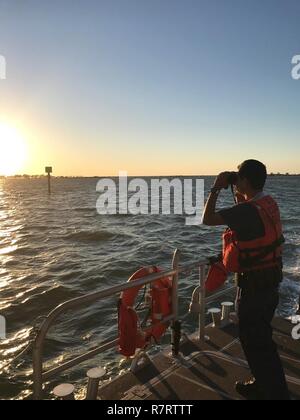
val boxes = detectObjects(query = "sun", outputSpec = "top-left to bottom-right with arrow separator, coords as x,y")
0,123 -> 27,175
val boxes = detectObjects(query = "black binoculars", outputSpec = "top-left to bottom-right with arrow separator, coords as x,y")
226,171 -> 238,186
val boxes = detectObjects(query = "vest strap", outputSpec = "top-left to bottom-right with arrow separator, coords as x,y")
239,234 -> 285,268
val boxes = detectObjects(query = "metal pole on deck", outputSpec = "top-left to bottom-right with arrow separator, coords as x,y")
32,344 -> 43,400
199,265 -> 206,342
53,383 -> 75,400
86,367 -> 106,400
171,249 -> 181,356
171,249 -> 180,320
45,166 -> 52,194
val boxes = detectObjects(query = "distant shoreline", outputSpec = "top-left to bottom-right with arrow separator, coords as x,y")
1,174 -> 300,179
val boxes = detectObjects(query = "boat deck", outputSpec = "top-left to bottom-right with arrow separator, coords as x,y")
99,318 -> 300,400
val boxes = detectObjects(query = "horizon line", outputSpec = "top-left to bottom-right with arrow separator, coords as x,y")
1,173 -> 300,178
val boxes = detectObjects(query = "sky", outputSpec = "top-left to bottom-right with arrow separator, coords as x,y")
0,0 -> 299,176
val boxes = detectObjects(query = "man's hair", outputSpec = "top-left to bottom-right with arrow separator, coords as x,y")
238,159 -> 267,190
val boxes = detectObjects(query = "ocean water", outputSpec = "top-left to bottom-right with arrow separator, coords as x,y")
0,176 -> 299,399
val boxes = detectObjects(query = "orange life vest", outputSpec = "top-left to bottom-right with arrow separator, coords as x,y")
118,266 -> 172,357
222,195 -> 284,273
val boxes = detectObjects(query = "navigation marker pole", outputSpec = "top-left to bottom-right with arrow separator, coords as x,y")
45,166 -> 52,194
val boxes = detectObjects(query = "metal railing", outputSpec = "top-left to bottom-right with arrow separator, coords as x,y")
32,249 -> 216,400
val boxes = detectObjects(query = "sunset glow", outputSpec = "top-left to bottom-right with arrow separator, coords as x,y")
0,123 -> 27,176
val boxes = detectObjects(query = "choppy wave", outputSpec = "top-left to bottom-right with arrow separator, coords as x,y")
64,229 -> 117,242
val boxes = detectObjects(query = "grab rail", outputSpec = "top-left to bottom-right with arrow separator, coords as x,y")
32,250 -> 210,399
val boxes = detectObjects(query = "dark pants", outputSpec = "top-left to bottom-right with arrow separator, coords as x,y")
238,271 -> 290,400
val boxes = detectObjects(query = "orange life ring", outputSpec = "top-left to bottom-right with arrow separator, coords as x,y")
118,266 -> 173,357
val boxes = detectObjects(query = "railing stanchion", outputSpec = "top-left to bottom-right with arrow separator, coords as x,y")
171,249 -> 181,356
171,320 -> 182,357
199,264 -> 206,342
32,344 -> 43,400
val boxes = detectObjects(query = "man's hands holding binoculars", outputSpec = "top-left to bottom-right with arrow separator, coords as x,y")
212,172 -> 245,203
212,172 -> 235,190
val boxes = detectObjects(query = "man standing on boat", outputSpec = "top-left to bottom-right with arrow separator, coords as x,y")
202,159 -> 290,400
